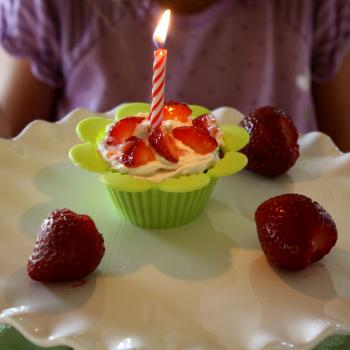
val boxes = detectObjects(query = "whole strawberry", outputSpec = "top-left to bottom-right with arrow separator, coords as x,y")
239,106 -> 299,176
255,194 -> 337,270
27,208 -> 105,282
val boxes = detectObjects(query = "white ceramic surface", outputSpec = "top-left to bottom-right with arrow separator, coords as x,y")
0,107 -> 350,350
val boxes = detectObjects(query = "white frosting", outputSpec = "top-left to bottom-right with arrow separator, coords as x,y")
99,116 -> 223,183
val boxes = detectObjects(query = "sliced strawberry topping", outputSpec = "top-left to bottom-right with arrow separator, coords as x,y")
120,136 -> 155,168
163,101 -> 192,122
255,193 -> 337,270
148,126 -> 181,163
172,125 -> 218,154
192,113 -> 219,137
106,117 -> 144,146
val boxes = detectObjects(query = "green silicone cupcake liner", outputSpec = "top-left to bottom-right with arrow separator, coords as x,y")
69,102 -> 250,229
106,178 -> 217,228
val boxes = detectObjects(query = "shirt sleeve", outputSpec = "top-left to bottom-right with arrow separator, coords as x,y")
0,0 -> 63,87
311,0 -> 350,83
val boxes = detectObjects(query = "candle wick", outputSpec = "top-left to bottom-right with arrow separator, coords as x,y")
153,39 -> 163,49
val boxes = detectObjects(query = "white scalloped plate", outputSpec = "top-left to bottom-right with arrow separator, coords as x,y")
0,107 -> 350,350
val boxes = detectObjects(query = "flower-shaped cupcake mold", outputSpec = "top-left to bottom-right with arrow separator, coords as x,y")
69,103 -> 249,228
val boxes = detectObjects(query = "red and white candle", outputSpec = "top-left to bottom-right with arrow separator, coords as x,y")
150,10 -> 171,128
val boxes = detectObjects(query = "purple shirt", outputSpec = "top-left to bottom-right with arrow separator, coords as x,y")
1,0 -> 350,133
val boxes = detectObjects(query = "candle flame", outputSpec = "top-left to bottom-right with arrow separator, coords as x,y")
153,9 -> 171,47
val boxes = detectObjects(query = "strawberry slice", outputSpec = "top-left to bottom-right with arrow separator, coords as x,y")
172,126 -> 218,154
148,126 -> 181,163
163,101 -> 192,122
255,193 -> 337,270
106,117 -> 144,146
119,136 -> 155,168
192,113 -> 219,137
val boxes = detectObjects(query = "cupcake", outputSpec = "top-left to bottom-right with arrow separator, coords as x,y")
69,101 -> 249,228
